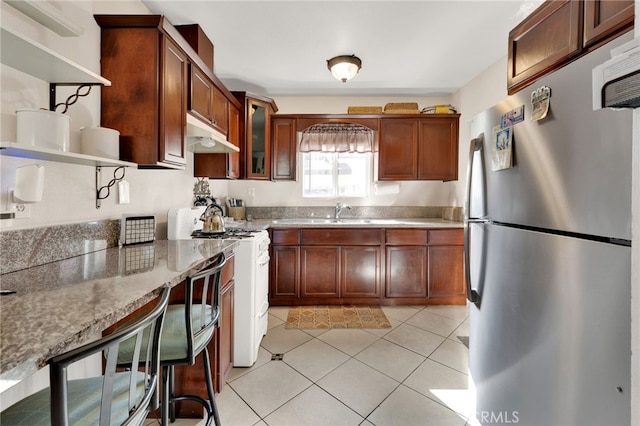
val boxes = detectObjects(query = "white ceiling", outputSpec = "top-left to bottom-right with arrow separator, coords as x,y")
141,0 -> 543,97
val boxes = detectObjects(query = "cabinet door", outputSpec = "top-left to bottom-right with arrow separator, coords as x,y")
212,87 -> 229,135
227,103 -> 240,179
418,117 -> 459,181
341,246 -> 381,298
160,36 -> 188,166
246,99 -> 272,180
270,245 -> 299,299
301,246 -> 339,298
507,0 -> 582,95
583,0 -> 634,48
188,64 -> 213,124
378,119 -> 418,180
427,245 -> 465,299
385,246 -> 427,297
271,117 -> 297,181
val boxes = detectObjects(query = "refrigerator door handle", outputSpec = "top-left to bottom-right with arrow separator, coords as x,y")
464,135 -> 486,304
464,219 -> 482,304
464,134 -> 486,221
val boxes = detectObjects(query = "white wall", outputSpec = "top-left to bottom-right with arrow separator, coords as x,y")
0,0 -> 229,237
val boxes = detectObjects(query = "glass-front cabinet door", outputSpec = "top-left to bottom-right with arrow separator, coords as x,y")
247,99 -> 270,178
232,91 -> 278,180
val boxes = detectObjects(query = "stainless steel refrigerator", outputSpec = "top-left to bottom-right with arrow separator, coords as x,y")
465,32 -> 633,426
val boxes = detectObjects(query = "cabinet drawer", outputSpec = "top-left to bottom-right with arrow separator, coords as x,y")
428,229 -> 463,245
301,228 -> 381,245
386,229 -> 428,245
271,229 -> 300,245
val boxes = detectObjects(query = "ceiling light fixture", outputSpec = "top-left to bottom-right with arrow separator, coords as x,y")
327,55 -> 362,83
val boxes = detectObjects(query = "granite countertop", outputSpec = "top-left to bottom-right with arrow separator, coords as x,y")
231,218 -> 463,230
0,239 -> 236,389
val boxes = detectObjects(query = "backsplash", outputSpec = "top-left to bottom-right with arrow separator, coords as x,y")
0,220 -> 120,275
246,205 -> 464,221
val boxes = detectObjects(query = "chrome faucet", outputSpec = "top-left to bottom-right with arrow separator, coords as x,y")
334,202 -> 352,219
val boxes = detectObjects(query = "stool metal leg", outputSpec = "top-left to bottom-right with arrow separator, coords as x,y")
169,365 -> 176,423
202,347 -> 221,426
161,365 -> 170,426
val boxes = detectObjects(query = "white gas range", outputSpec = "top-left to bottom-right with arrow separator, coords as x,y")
168,207 -> 269,367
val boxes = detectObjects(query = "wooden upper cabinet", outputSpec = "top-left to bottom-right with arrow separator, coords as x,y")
271,117 -> 297,181
96,15 -> 188,168
508,0 -> 634,95
160,38 -> 188,167
212,86 -> 229,135
418,116 -> 459,181
227,103 -> 240,179
233,92 -> 278,180
507,0 -> 582,95
188,65 -> 228,137
188,64 -> 214,125
378,118 -> 419,180
378,115 -> 459,181
583,0 -> 634,48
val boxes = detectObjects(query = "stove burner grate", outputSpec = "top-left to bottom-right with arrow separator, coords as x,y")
191,229 -> 262,240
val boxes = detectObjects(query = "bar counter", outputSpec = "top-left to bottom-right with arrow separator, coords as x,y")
0,239 -> 237,391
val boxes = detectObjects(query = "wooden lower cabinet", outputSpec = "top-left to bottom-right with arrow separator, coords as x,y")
301,246 -> 340,298
385,246 -> 428,298
341,246 -> 381,298
269,227 -> 464,305
428,245 -> 465,301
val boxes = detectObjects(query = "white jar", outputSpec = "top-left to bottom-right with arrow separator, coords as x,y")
80,127 -> 120,159
16,109 -> 70,151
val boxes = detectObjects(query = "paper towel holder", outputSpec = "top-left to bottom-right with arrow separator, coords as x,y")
14,164 -> 45,203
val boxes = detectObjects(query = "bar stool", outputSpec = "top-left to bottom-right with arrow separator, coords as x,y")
0,286 -> 170,426
160,252 -> 227,426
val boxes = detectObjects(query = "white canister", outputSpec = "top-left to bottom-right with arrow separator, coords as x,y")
80,127 -> 120,160
16,109 -> 71,151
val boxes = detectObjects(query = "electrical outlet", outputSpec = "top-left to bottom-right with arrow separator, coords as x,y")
7,189 -> 31,219
13,202 -> 30,219
247,187 -> 255,197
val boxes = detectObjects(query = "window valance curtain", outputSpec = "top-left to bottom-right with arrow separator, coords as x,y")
299,123 -> 374,153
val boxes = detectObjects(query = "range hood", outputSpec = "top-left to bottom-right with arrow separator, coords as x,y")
186,114 -> 240,153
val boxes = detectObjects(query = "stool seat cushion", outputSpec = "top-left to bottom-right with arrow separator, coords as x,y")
117,304 -> 219,365
0,371 -> 147,426
158,304 -> 218,362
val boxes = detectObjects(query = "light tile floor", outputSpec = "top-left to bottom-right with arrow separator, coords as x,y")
145,304 -> 473,426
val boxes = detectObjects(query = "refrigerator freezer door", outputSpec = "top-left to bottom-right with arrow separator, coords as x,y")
469,223 -> 631,425
472,32 -> 633,241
